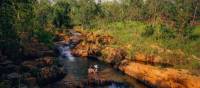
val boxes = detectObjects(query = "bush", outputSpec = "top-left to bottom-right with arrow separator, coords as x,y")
0,81 -> 10,88
142,25 -> 155,37
33,29 -> 54,44
159,25 -> 176,39
188,26 -> 200,40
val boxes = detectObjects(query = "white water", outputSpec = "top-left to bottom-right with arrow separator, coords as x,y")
58,45 -> 75,62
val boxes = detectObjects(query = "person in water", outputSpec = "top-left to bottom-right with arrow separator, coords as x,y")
88,65 -> 99,83
94,64 -> 98,73
88,65 -> 95,74
88,65 -> 96,83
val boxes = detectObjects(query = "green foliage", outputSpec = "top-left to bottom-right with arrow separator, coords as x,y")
0,81 -> 10,88
0,0 -> 21,59
53,0 -> 71,28
35,1 -> 55,29
189,26 -> 200,40
33,29 -> 54,44
66,0 -> 105,28
159,25 -> 176,39
15,0 -> 36,37
142,25 -> 155,37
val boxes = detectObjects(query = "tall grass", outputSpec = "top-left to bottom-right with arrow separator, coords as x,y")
87,21 -> 200,74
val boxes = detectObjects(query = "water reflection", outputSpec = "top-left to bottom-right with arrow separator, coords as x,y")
54,44 -> 146,88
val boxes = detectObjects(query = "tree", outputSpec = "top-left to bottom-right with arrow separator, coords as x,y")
15,0 -> 36,39
0,0 -> 20,59
53,0 -> 71,28
0,0 -> 37,59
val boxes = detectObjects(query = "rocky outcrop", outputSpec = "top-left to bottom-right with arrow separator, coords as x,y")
23,38 -> 56,58
101,47 -> 127,67
119,62 -> 200,88
72,42 -> 101,57
14,57 -> 65,87
134,52 -> 162,64
71,31 -> 113,57
21,57 -> 65,84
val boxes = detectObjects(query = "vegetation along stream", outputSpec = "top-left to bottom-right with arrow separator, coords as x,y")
1,0 -> 200,88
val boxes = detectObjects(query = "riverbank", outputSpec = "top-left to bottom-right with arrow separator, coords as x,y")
0,37 -> 65,87
68,27 -> 200,88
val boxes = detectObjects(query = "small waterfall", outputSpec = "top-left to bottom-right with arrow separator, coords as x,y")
58,45 -> 75,61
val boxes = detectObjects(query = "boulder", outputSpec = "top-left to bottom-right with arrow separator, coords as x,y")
24,77 -> 37,87
101,47 -> 117,63
22,61 -> 38,70
38,66 -> 65,82
99,34 -> 113,44
37,57 -> 54,66
134,52 -> 163,64
7,72 -> 20,80
4,64 -> 19,73
72,42 -> 89,57
101,47 -> 126,66
0,60 -> 13,66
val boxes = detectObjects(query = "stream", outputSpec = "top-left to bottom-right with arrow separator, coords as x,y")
46,42 -> 147,88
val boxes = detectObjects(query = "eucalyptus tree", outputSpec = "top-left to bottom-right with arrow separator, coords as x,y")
0,0 -> 20,59
53,0 -> 71,28
0,0 -> 37,59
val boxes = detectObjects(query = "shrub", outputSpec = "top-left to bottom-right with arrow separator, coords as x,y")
33,29 -> 54,44
159,25 -> 176,39
142,25 -> 155,37
188,26 -> 200,40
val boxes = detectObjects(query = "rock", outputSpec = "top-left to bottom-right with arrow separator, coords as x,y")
0,65 -> 3,71
20,57 -> 65,86
70,35 -> 83,44
120,59 -> 130,66
63,35 -> 70,43
39,66 -> 65,81
72,42 -> 89,57
36,66 -> 65,86
0,60 -> 13,66
39,50 -> 56,57
101,47 -> 117,63
7,72 -> 20,79
71,31 -> 115,58
22,61 -> 38,70
119,62 -> 200,88
74,27 -> 84,34
99,34 -> 113,44
23,39 -> 52,59
40,67 -> 51,79
24,77 -> 37,87
134,52 -> 163,64
134,52 -> 146,62
20,84 -> 29,88
0,51 -> 7,62
37,57 -> 54,66
23,72 -> 32,78
101,47 -> 126,65
43,57 -> 54,65
4,64 -> 19,73
151,44 -> 164,53
59,74 -> 80,88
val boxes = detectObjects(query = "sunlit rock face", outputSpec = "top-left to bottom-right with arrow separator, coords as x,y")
119,62 -> 200,88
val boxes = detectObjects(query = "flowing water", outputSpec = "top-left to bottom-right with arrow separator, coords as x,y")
50,44 -> 147,88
